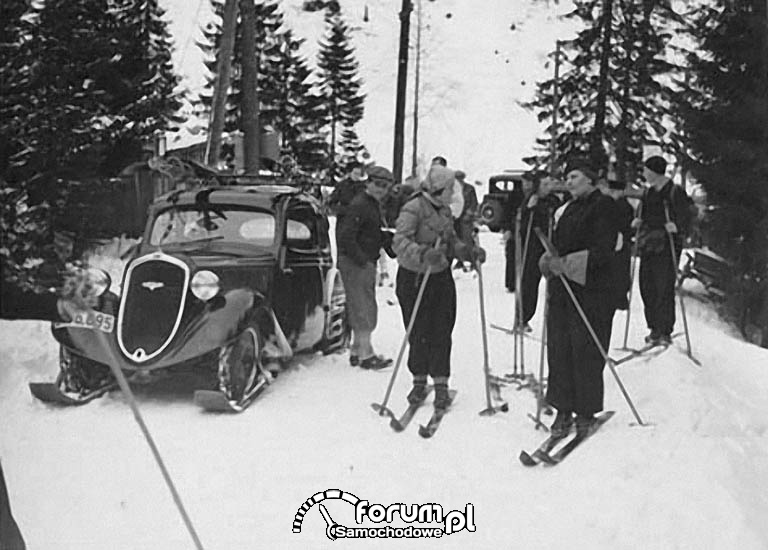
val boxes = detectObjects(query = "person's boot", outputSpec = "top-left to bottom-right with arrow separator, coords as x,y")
659,333 -> 673,345
360,355 -> 392,370
575,413 -> 596,437
550,409 -> 574,438
433,380 -> 453,410
645,330 -> 661,344
406,376 -> 429,405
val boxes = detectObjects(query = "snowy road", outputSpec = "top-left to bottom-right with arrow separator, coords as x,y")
2,230 -> 768,549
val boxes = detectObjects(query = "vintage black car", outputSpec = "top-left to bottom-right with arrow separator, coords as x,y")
30,181 -> 349,411
478,172 -> 526,232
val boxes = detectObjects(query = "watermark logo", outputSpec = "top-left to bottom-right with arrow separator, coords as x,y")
292,489 -> 476,540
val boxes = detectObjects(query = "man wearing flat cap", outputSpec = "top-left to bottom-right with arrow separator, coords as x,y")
631,156 -> 692,346
538,159 -> 619,438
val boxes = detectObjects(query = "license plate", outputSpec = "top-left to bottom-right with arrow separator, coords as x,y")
54,310 -> 115,333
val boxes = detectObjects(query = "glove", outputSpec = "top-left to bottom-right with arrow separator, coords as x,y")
549,256 -> 566,276
664,221 -> 678,234
423,247 -> 446,268
57,269 -> 100,320
472,247 -> 487,265
538,252 -> 564,278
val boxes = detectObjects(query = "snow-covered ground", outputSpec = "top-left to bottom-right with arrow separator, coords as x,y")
2,230 -> 768,550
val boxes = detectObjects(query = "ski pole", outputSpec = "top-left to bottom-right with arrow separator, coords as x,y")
92,331 -> 206,550
512,208 -> 525,377
534,228 -> 645,426
621,200 -> 643,349
474,232 -> 509,416
664,203 -> 696,363
533,216 -> 553,430
372,238 -> 441,418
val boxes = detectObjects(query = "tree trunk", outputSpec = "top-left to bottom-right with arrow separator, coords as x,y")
590,0 -> 614,167
240,0 -> 260,174
206,0 -> 239,167
393,0 -> 412,184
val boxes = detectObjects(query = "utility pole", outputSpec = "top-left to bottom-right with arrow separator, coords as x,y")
550,40 -> 563,175
411,0 -> 422,178
240,0 -> 260,174
393,0 -> 413,184
206,0 -> 239,167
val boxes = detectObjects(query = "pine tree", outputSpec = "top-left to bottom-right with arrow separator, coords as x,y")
316,6 -> 365,181
0,0 -> 52,289
679,0 -> 768,304
269,30 -> 329,175
336,125 -> 366,170
102,0 -> 183,173
524,0 -> 681,179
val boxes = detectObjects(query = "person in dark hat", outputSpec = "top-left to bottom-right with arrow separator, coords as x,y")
632,156 -> 693,345
538,160 -> 618,437
336,165 -> 395,370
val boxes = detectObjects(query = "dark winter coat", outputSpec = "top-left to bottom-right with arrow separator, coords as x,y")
327,178 -> 366,224
550,189 -> 618,295
638,180 -> 692,257
611,196 -> 634,310
0,284 -> 60,321
545,188 -> 618,416
336,191 -> 386,267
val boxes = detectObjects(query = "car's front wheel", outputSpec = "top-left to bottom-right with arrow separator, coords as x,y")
58,347 -> 114,395
217,327 -> 262,402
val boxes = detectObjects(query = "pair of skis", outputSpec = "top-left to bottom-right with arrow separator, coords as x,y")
519,411 -> 615,466
377,388 -> 457,438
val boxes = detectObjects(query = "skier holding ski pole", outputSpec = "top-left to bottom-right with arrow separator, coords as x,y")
537,160 -> 625,436
391,164 -> 485,412
634,156 -> 693,346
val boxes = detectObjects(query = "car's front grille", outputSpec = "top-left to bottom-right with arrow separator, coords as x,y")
118,255 -> 189,362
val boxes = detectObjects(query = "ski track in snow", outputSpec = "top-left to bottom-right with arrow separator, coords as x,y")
2,230 -> 768,549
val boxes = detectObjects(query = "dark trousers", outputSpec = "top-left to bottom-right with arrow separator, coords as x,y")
546,284 -> 614,416
504,238 -> 516,291
639,252 -> 676,335
396,267 -> 456,379
0,462 -> 25,550
521,241 -> 544,324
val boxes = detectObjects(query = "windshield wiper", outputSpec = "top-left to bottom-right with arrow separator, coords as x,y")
161,235 -> 225,248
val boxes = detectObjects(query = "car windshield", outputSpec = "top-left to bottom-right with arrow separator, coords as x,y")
149,206 -> 276,248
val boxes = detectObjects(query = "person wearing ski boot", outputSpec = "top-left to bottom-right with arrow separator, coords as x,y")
393,164 -> 486,410
336,165 -> 396,370
632,156 -> 692,346
539,160 -> 618,437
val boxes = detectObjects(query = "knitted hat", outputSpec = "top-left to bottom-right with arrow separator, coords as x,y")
564,159 -> 598,183
367,165 -> 394,185
421,165 -> 456,194
644,156 -> 667,176
431,156 -> 447,167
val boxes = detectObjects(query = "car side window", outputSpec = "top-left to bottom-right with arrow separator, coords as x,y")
285,206 -> 319,250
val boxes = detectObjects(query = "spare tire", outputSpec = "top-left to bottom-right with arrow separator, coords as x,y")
480,198 -> 504,232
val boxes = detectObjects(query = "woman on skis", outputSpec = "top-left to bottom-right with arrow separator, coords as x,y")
392,164 -> 485,410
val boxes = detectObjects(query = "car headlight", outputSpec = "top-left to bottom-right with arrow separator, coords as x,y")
191,270 -> 220,301
86,267 -> 111,297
